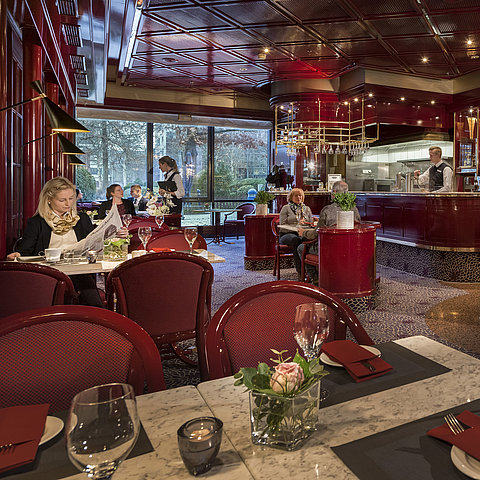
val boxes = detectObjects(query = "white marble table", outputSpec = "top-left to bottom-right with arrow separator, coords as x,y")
196,336 -> 480,479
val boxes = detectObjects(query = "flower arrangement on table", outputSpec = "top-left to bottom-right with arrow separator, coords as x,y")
103,236 -> 131,261
234,349 -> 329,450
145,191 -> 172,217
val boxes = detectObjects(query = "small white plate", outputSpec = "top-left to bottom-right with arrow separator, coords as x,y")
320,345 -> 381,367
451,446 -> 480,479
39,416 -> 64,445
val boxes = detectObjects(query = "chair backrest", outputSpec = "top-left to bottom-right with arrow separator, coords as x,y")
205,280 -> 373,379
271,217 -> 281,241
0,262 -> 77,318
146,230 -> 208,251
128,218 -> 169,250
106,252 -> 214,379
235,203 -> 255,220
0,305 -> 166,413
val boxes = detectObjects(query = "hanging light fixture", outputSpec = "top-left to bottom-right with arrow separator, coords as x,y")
68,155 -> 86,166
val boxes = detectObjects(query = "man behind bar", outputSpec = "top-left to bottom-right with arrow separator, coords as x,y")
414,146 -> 453,193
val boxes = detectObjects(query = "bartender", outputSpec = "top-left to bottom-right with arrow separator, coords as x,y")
414,146 -> 453,193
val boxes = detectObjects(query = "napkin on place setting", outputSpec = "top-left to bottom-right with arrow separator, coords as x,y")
321,340 -> 393,382
427,410 -> 480,460
0,404 -> 50,473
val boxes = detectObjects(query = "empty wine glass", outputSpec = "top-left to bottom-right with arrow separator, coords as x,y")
66,383 -> 140,480
122,214 -> 132,228
138,226 -> 152,251
294,303 -> 329,360
155,214 -> 164,229
184,226 -> 198,254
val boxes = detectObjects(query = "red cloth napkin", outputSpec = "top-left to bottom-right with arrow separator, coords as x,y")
321,340 -> 393,382
427,411 -> 480,460
0,404 -> 50,473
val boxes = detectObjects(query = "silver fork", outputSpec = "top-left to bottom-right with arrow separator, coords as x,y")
444,413 -> 465,435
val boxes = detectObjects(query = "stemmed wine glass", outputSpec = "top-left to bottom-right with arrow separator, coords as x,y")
122,214 -> 132,228
66,383 -> 140,480
155,214 -> 164,230
138,226 -> 152,251
294,303 -> 329,399
184,226 -> 198,254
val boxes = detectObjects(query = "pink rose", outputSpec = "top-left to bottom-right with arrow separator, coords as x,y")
270,362 -> 304,394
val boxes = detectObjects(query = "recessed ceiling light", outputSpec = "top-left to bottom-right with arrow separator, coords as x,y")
430,100 -> 435,104
354,98 -> 359,102
343,101 -> 348,105
400,97 -> 405,101
263,48 -> 269,53
467,39 -> 473,45
422,57 -> 428,63
239,67 -> 248,72
368,93 -> 373,97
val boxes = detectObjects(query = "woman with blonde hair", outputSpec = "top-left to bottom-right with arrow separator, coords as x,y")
7,177 -> 124,306
279,187 -> 313,277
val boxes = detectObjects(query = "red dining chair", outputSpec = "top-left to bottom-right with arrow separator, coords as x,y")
205,280 -> 373,380
0,261 -> 78,317
300,238 -> 319,282
106,252 -> 214,380
223,202 -> 255,239
271,217 -> 294,280
128,217 -> 169,251
0,305 -> 166,413
145,230 -> 208,251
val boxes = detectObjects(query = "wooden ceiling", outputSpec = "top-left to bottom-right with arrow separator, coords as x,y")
72,0 -> 480,103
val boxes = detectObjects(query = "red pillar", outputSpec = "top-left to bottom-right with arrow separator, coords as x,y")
23,33 -> 43,221
45,82 -> 59,180
0,1 -> 7,258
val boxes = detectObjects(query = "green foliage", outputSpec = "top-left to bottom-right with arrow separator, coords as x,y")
75,167 -> 97,201
254,191 -> 275,204
333,191 -> 357,211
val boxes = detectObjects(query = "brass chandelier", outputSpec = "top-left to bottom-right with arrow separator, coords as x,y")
274,96 -> 379,158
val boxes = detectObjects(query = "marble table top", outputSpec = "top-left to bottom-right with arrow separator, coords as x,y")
62,336 -> 480,479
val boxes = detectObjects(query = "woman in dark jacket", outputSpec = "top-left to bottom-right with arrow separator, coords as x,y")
98,184 -> 135,219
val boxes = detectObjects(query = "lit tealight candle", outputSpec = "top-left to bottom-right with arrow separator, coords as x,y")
189,428 -> 212,441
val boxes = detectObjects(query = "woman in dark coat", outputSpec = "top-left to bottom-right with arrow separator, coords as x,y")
98,184 -> 135,219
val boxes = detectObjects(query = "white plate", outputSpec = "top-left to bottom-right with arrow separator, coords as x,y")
451,446 -> 480,479
320,345 -> 381,367
39,416 -> 64,445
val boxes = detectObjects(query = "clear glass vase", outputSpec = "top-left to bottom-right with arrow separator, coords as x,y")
103,239 -> 129,261
249,380 -> 320,451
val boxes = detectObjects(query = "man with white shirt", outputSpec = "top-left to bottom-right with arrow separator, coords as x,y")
414,146 -> 453,193
129,184 -> 148,211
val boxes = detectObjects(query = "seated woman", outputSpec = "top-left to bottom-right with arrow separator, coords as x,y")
98,184 -> 135,219
279,188 -> 313,277
7,177 -> 127,307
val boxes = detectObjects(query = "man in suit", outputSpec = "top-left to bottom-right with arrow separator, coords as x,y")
128,184 -> 148,212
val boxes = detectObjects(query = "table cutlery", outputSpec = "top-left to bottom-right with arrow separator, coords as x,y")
444,413 -> 465,435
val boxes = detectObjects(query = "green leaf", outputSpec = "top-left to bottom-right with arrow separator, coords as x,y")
257,363 -> 271,376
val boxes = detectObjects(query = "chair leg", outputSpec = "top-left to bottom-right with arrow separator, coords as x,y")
170,342 -> 198,365
276,253 -> 281,280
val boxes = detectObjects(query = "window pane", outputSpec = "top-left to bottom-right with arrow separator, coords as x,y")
214,128 -> 269,201
153,124 -> 208,199
76,119 -> 147,201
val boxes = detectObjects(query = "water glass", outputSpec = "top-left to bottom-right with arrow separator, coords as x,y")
138,227 -> 152,250
66,383 -> 140,480
63,250 -> 74,264
293,303 -> 329,360
122,214 -> 132,228
155,214 -> 164,229
177,417 -> 223,476
184,227 -> 198,254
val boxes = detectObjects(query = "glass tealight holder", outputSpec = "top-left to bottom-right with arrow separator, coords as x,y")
177,417 -> 223,476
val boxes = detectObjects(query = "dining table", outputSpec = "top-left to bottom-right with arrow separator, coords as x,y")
5,336 -> 480,479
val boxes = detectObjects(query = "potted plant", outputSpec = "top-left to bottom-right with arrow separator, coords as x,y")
333,191 -> 357,229
254,191 -> 275,215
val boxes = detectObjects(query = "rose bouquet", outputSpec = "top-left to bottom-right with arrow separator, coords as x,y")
234,349 -> 328,450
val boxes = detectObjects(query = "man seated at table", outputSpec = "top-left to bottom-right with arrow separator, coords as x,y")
298,180 -> 361,283
128,184 -> 148,212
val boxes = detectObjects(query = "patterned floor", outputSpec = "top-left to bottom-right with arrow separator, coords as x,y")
162,238 -> 480,389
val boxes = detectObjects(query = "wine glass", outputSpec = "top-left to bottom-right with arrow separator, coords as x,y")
122,214 -> 132,228
155,214 -> 164,229
293,303 -> 329,360
184,226 -> 198,254
66,383 -> 140,480
138,226 -> 152,251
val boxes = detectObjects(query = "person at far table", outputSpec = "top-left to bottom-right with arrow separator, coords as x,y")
298,181 -> 361,283
414,146 -> 453,193
98,184 -> 136,219
158,155 -> 185,214
128,184 -> 148,212
6,177 -> 128,306
279,188 -> 313,278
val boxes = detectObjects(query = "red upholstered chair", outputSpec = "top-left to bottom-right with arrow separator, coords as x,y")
205,280 -> 373,380
145,230 -> 208,251
271,217 -> 294,280
128,217 -> 169,251
0,305 -> 166,413
106,252 -> 213,380
223,203 -> 255,239
0,262 -> 78,318
300,238 -> 319,282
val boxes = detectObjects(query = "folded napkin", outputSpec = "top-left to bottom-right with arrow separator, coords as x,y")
0,404 -> 50,473
321,340 -> 393,382
428,411 -> 480,460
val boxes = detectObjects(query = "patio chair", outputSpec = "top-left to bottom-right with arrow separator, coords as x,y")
0,261 -> 78,317
0,305 -> 166,413
106,252 -> 213,380
205,280 -> 373,379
